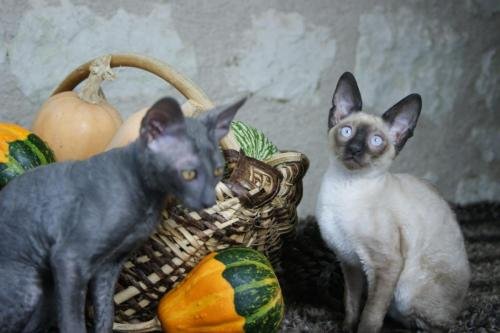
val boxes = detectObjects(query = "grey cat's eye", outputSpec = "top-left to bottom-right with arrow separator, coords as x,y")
181,169 -> 197,181
214,167 -> 224,177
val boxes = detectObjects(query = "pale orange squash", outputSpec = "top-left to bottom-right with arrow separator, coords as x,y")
105,107 -> 148,150
32,55 -> 122,161
105,100 -> 198,150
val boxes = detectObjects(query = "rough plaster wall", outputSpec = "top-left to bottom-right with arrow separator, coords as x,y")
0,0 -> 498,216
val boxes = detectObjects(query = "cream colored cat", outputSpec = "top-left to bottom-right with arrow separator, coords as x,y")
316,72 -> 470,333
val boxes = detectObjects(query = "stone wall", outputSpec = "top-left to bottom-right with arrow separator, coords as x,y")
1,0 -> 499,216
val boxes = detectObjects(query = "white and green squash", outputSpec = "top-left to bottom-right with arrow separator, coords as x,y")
231,121 -> 278,161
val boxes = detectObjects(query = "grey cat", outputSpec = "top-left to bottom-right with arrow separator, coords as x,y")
0,96 -> 245,333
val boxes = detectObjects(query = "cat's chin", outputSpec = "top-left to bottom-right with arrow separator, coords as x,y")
182,202 -> 204,211
342,157 -> 365,170
181,199 -> 215,211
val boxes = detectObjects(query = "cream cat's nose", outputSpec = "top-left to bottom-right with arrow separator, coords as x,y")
346,142 -> 364,155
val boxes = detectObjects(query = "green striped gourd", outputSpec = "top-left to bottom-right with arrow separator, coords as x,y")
0,123 -> 56,189
157,247 -> 284,332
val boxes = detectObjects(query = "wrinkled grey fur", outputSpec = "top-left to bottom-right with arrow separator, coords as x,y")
0,97 -> 245,333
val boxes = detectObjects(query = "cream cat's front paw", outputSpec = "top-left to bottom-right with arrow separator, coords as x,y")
342,319 -> 356,333
343,303 -> 361,332
356,318 -> 383,333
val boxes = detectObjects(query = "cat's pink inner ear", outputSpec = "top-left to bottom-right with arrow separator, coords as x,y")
389,128 -> 402,145
329,72 -> 362,129
140,97 -> 186,143
390,118 -> 408,140
147,120 -> 165,141
335,111 -> 346,124
382,94 -> 421,151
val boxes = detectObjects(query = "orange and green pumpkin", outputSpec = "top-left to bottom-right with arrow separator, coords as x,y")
157,247 -> 284,333
0,123 -> 56,189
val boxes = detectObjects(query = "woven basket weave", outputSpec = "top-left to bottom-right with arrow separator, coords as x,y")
53,54 -> 309,330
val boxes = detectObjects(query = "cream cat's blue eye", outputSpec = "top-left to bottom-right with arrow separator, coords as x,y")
340,126 -> 352,138
371,135 -> 383,146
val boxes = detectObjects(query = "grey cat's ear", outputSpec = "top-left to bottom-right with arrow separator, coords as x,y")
140,97 -> 186,143
328,72 -> 362,130
202,97 -> 247,142
382,94 -> 422,153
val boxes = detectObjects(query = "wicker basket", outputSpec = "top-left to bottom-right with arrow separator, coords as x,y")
52,54 -> 309,330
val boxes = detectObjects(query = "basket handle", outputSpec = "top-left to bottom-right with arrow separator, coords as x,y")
51,53 -> 240,151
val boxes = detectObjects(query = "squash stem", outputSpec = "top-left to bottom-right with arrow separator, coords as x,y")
78,54 -> 115,104
113,317 -> 161,332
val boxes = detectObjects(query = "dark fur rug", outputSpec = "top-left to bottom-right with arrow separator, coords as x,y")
277,202 -> 500,332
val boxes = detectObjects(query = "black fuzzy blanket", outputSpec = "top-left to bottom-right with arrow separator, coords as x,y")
278,202 -> 500,332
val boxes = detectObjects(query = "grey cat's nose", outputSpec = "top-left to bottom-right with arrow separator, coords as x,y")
201,190 -> 217,208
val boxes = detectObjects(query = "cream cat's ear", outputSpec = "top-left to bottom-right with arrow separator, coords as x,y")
139,97 -> 186,144
328,72 -> 362,130
382,94 -> 422,153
